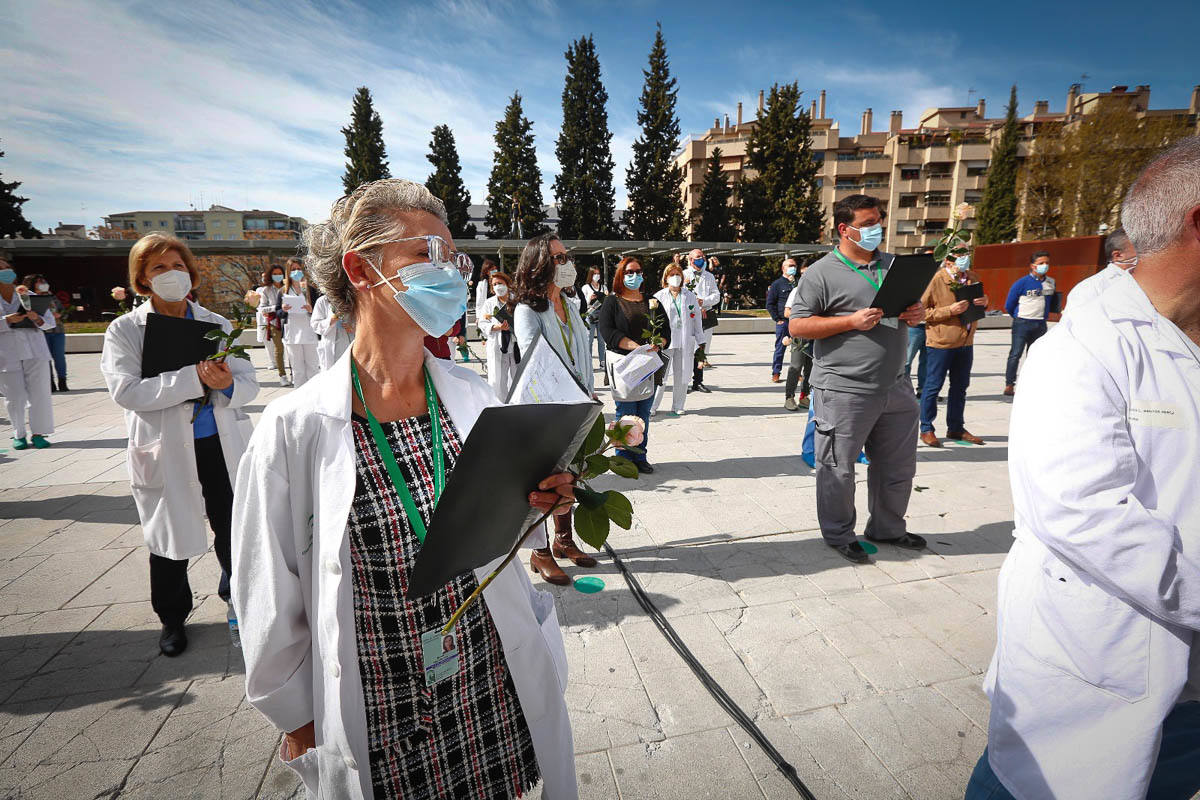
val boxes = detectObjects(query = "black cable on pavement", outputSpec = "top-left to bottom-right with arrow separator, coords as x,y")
603,542 -> 819,800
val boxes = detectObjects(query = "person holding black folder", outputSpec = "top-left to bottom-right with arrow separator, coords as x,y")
100,234 -> 258,657
233,179 -> 578,800
0,256 -> 55,450
917,254 -> 989,448
477,270 -> 518,396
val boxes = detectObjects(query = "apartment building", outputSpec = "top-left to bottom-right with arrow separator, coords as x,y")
102,205 -> 306,241
674,83 -> 1200,251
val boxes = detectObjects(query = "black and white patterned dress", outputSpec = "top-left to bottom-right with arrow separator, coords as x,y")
347,403 -> 540,800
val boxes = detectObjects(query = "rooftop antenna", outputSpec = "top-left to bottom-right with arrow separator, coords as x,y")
1079,73 -> 1089,92
966,87 -> 976,105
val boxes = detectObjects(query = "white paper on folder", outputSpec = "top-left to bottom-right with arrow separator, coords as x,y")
506,333 -> 591,405
281,295 -> 308,314
611,344 -> 661,390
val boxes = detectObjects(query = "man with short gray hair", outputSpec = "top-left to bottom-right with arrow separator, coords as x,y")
1063,227 -> 1138,317
968,136 -> 1200,800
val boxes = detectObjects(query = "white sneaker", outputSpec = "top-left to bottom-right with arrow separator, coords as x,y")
281,377 -> 293,387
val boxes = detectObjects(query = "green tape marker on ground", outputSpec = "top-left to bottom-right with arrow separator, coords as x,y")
573,576 -> 605,594
860,542 -> 878,555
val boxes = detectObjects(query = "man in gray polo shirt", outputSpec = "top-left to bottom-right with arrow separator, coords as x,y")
790,194 -> 927,563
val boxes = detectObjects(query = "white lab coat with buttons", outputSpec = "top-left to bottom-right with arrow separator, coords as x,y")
985,277 -> 1200,800
309,295 -> 351,372
101,300 -> 258,559
231,347 -> 576,800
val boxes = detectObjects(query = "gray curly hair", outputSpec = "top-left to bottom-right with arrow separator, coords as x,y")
302,179 -> 449,322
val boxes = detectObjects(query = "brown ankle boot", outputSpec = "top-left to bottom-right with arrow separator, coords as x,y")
530,548 -> 570,585
552,534 -> 598,568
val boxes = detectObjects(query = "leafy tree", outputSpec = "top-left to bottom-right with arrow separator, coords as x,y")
486,93 -> 548,238
692,148 -> 737,242
554,35 -> 617,240
976,85 -> 1019,244
341,87 -> 391,194
1016,128 -> 1065,239
625,24 -> 686,241
425,125 -> 476,239
0,142 -> 41,239
741,82 -> 824,242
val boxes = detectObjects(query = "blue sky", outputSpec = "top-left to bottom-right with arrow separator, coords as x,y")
4,0 -> 1199,232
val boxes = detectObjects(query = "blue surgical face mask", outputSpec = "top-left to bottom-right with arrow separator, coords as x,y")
623,272 -> 644,290
371,261 -> 468,337
271,274 -> 284,283
1035,263 -> 1050,276
954,255 -> 971,271
847,223 -> 883,252
0,268 -> 15,284
290,269 -> 305,282
692,258 -> 705,270
785,266 -> 797,277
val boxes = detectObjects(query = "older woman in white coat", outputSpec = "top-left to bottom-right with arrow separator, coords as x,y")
0,256 -> 55,449
101,234 -> 257,657
310,293 -> 352,371
652,262 -> 704,416
232,179 -> 578,800
477,270 -> 517,397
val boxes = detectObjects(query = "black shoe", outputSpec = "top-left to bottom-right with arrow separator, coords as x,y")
50,379 -> 58,393
830,541 -> 870,564
865,532 -> 927,551
636,462 -> 655,474
58,378 -> 68,392
695,383 -> 712,393
159,624 -> 188,657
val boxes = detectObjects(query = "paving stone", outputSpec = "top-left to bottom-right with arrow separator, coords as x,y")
575,748 -> 619,799
609,727 -> 765,800
0,548 -> 126,614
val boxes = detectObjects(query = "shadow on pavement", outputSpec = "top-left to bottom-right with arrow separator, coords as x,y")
0,494 -> 138,524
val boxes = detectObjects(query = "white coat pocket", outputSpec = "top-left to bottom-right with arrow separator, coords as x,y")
1027,563 -> 1150,701
126,440 -> 163,489
279,741 -> 320,798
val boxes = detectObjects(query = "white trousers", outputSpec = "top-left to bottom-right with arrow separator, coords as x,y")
486,339 -> 516,401
653,349 -> 689,414
1,359 -> 54,438
285,343 -> 320,387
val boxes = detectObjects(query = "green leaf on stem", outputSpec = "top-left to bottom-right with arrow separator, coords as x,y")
575,485 -> 607,509
608,456 -> 639,479
583,454 -> 610,479
577,415 -> 606,464
204,329 -> 226,341
603,491 -> 633,529
574,504 -> 611,549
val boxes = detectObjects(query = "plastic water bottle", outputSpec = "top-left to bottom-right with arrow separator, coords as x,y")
227,605 -> 241,648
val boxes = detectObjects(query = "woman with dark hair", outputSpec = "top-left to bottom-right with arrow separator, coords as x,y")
477,270 -> 518,397
598,256 -> 669,473
474,258 -> 499,322
1,257 -> 55,449
513,232 -> 597,585
579,265 -> 608,384
23,273 -> 68,391
280,257 -> 320,387
258,265 -> 289,385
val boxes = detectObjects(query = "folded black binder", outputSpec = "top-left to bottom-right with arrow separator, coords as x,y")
140,313 -> 220,378
870,254 -> 941,317
955,282 -> 986,325
9,295 -> 55,329
407,400 -> 603,598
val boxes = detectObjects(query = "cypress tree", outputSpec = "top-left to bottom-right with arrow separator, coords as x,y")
425,125 -> 476,239
486,93 -> 548,238
741,82 -> 823,243
625,23 -> 686,241
976,85 -> 1020,244
0,143 -> 41,239
341,87 -> 391,194
692,148 -> 736,242
553,35 -> 617,239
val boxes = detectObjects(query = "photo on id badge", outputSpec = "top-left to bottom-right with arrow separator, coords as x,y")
421,629 -> 460,686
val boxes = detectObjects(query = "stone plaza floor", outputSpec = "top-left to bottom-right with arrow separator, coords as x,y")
0,331 -> 1020,799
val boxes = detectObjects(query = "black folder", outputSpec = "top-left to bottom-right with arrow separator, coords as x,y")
9,295 -> 55,329
956,282 -> 986,325
870,254 -> 941,317
140,312 -> 220,378
407,400 -> 603,598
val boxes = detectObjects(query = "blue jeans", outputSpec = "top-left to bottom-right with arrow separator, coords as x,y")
921,346 -> 973,434
772,320 -> 787,375
906,324 -> 927,392
966,702 -> 1200,799
44,331 -> 67,381
588,321 -> 606,369
615,397 -> 652,465
1004,318 -> 1047,386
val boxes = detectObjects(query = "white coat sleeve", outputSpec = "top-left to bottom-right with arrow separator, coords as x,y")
1010,335 -> 1200,630
101,319 -> 205,412
474,281 -> 490,322
232,419 -> 315,734
513,303 -> 539,358
697,273 -> 720,309
690,291 -> 705,342
309,297 -> 333,337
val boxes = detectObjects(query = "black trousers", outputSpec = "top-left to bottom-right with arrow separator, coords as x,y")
148,434 -> 234,627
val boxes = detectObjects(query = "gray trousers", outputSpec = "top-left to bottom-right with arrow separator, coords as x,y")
811,378 -> 918,546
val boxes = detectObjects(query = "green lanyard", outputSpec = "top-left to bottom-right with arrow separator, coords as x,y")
555,302 -> 576,365
350,362 -> 444,544
833,249 -> 883,290
671,293 -> 682,320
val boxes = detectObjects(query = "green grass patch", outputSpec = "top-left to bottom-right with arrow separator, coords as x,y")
64,322 -> 110,333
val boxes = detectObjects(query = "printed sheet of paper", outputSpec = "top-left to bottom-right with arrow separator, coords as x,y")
505,332 -> 591,405
281,295 -> 308,314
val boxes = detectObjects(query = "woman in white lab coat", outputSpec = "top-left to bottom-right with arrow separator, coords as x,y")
100,234 -> 257,657
0,256 -> 55,449
232,179 -> 577,800
473,257 -> 498,322
476,270 -> 517,397
280,257 -> 320,387
309,294 -> 352,371
652,262 -> 704,416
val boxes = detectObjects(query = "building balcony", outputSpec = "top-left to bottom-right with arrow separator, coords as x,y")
958,142 -> 992,160
924,177 -> 954,192
892,205 -> 924,221
960,174 -> 987,190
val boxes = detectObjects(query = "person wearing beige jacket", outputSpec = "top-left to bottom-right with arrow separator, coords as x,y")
918,254 -> 989,447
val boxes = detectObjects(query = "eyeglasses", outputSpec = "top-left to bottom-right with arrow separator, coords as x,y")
365,235 -> 473,278
549,251 -> 573,266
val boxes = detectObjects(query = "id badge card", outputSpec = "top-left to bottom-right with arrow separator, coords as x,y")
420,628 -> 461,686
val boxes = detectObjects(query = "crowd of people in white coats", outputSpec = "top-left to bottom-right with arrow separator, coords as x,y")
3,132 -> 1200,800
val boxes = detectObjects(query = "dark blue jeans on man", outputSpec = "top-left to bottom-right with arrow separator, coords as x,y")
614,397 -> 653,466
772,320 -> 787,376
1004,318 -> 1047,386
44,330 -> 67,383
906,324 -> 927,394
921,345 -> 973,435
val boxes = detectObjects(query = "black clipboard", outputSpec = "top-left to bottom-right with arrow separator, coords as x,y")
955,282 -> 986,325
870,254 -> 941,317
406,400 -> 603,598
9,295 -> 54,329
140,312 -> 220,378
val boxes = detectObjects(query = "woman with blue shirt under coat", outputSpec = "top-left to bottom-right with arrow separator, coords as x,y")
100,234 -> 258,658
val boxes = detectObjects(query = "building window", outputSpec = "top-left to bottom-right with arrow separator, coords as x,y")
159,220 -> 167,227
228,220 -> 236,227
143,221 -> 152,228
967,165 -> 988,177
899,195 -> 918,208
213,234 -> 222,240
897,221 -> 918,234
835,179 -> 859,189
925,192 -> 951,207
836,152 -> 861,161
900,168 -> 920,180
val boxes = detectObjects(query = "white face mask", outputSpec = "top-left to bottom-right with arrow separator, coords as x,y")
35,282 -> 49,293
493,284 -> 508,297
150,270 -> 192,302
554,260 -> 577,288
667,275 -> 682,288
591,275 -> 600,284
